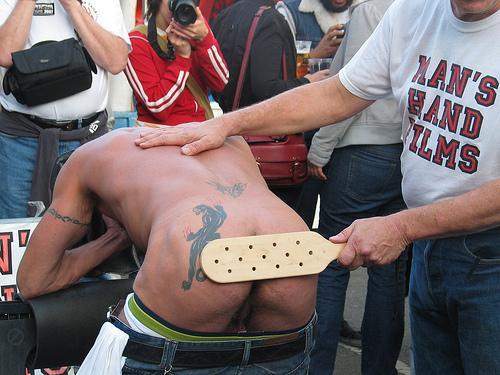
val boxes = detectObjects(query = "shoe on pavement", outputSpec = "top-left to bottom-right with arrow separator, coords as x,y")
339,319 -> 362,348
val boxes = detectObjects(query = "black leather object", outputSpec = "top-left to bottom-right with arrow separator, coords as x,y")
26,279 -> 133,368
0,301 -> 36,375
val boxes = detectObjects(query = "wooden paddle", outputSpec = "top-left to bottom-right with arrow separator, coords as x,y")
201,231 -> 345,283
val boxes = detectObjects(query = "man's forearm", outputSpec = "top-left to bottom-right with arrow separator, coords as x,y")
134,75 -> 373,154
0,1 -> 35,67
19,229 -> 128,299
397,179 -> 500,242
64,2 -> 128,74
223,75 -> 372,137
334,178 -> 500,269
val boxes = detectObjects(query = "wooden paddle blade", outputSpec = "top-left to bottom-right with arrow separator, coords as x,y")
201,231 -> 345,283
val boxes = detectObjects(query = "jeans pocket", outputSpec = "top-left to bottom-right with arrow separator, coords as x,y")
463,230 -> 500,264
345,151 -> 400,203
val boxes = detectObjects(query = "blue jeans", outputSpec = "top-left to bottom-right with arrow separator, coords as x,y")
309,144 -> 407,375
410,229 -> 500,374
113,317 -> 316,374
295,129 -> 323,228
0,131 -> 80,219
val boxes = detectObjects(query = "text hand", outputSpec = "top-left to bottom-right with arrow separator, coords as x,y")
305,69 -> 330,83
59,0 -> 80,12
102,215 -> 131,251
309,24 -> 345,58
307,160 -> 327,180
170,7 -> 209,41
134,120 -> 228,155
166,24 -> 191,58
330,215 -> 410,270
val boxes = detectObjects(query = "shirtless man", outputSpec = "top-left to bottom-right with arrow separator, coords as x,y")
16,128 -> 316,374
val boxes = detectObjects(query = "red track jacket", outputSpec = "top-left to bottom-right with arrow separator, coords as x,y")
126,28 -> 228,125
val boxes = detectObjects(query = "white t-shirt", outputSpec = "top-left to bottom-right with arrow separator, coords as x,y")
0,0 -> 131,120
339,0 -> 500,208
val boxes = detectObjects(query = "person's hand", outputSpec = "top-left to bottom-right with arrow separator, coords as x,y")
305,69 -> 330,83
309,24 -> 345,58
102,215 -> 131,250
170,7 -> 209,42
331,214 -> 410,270
58,0 -> 80,12
308,160 -> 327,180
166,23 -> 191,58
134,120 -> 228,155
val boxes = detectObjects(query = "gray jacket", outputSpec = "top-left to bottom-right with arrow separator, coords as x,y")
308,0 -> 402,167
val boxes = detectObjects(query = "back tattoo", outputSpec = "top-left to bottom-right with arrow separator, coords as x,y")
207,181 -> 247,198
182,204 -> 227,290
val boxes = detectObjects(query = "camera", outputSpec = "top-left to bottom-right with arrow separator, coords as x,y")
169,0 -> 200,26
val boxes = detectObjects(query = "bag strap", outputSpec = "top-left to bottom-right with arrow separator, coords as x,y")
282,50 -> 287,80
186,75 -> 214,120
133,25 -> 214,120
232,6 -> 269,111
232,6 -> 289,111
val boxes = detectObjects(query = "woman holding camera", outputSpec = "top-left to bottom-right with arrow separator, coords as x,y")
125,0 -> 228,126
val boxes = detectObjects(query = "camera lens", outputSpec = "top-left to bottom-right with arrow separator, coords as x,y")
171,0 -> 198,26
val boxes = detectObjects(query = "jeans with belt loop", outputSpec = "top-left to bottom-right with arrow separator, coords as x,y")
309,144 -> 407,375
410,228 -> 500,375
112,316 -> 316,375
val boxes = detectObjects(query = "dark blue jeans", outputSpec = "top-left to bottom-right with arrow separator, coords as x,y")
295,129 -> 323,228
410,229 -> 500,374
309,144 -> 407,375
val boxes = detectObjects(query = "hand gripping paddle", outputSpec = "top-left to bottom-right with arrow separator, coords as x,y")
201,231 -> 346,283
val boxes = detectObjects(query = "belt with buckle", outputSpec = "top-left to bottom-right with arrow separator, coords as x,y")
13,111 -> 101,131
110,301 -> 316,369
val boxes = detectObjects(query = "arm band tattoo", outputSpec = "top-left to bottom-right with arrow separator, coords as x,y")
208,181 -> 247,198
47,208 -> 90,227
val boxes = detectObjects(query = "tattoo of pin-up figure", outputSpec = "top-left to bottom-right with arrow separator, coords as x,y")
182,204 -> 227,290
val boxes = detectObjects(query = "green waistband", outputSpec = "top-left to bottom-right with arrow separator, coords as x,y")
128,295 -> 290,342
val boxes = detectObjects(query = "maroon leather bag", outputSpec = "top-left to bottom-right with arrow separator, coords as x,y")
243,134 -> 308,187
232,6 -> 308,187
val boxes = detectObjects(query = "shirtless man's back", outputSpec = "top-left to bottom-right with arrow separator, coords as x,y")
18,128 -> 316,336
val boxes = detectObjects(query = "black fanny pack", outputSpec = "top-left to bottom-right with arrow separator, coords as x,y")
2,38 -> 97,107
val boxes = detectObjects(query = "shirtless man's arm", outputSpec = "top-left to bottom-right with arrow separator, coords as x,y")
17,152 -> 130,300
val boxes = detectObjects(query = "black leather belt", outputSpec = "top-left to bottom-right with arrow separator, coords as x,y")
13,111 -> 101,131
111,299 -> 316,369
122,330 -> 311,368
